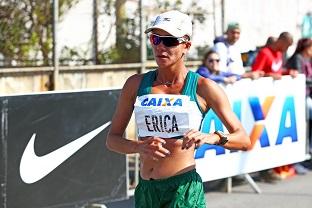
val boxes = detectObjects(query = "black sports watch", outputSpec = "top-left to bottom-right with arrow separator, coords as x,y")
214,130 -> 228,146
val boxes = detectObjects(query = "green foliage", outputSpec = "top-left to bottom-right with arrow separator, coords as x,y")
97,0 -> 140,64
0,0 -> 78,66
97,18 -> 141,64
0,0 -> 209,66
153,0 -> 207,23
156,0 -> 183,11
59,46 -> 93,65
98,47 -> 121,64
97,0 -> 209,64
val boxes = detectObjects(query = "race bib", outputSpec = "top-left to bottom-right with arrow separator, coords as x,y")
134,94 -> 192,138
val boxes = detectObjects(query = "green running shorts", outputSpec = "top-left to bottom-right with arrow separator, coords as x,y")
134,169 -> 206,208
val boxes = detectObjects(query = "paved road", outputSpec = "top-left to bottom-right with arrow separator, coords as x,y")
105,164 -> 312,208
204,171 -> 312,208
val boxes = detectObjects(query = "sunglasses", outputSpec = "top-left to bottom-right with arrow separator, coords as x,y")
208,59 -> 220,63
150,34 -> 187,47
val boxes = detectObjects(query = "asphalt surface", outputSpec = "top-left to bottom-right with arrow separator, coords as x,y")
203,171 -> 312,208
104,160 -> 312,208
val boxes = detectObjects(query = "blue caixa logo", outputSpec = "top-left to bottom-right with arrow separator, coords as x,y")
195,96 -> 298,159
140,97 -> 183,107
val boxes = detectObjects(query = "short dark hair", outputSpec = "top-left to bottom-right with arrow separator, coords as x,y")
294,38 -> 312,54
278,32 -> 293,44
202,50 -> 218,65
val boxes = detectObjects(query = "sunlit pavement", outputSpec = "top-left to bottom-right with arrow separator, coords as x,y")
205,170 -> 312,208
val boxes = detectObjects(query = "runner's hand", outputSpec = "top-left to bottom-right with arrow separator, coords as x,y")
137,137 -> 170,160
182,129 -> 219,149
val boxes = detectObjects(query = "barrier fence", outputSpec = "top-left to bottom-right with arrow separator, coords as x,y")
0,61 -> 201,95
0,75 -> 309,208
0,90 -> 127,208
197,75 -> 307,181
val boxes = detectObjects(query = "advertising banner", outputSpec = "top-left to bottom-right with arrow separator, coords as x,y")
0,89 -> 127,208
196,75 -> 307,182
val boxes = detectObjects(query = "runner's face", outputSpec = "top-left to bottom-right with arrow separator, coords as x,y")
150,29 -> 190,68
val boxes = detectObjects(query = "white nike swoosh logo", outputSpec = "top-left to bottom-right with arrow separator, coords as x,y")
271,60 -> 282,72
19,121 -> 111,184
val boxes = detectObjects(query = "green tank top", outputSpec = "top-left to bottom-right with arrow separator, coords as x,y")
134,70 -> 205,138
137,70 -> 203,112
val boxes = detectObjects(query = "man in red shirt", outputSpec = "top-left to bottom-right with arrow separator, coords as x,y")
252,32 -> 299,182
252,32 -> 297,80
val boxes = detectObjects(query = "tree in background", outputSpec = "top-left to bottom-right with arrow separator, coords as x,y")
0,0 -> 209,66
0,0 -> 78,67
98,0 -> 209,64
97,0 -> 141,64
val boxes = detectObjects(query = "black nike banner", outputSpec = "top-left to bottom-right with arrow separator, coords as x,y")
0,89 -> 127,208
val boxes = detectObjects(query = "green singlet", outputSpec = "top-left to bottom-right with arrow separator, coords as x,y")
134,70 -> 206,208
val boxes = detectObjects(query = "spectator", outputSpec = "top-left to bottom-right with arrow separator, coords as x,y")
196,50 -> 241,84
251,32 -> 297,80
301,12 -> 312,38
286,37 -> 312,94
213,22 -> 245,75
213,22 -> 262,80
286,37 -> 312,163
265,36 -> 277,47
197,50 -> 263,83
197,50 -> 262,185
252,33 -> 297,182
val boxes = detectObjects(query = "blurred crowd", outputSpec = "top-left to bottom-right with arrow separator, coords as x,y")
196,18 -> 312,183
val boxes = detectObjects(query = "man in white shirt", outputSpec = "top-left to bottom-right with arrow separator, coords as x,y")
213,22 -> 245,75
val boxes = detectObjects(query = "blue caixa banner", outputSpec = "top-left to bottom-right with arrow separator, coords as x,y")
196,75 -> 307,182
0,89 -> 127,208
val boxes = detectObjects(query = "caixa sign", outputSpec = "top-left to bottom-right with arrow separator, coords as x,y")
195,75 -> 306,182
196,96 -> 297,158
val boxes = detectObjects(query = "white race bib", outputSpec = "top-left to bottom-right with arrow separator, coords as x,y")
134,94 -> 192,138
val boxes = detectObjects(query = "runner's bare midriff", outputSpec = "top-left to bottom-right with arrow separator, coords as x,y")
140,138 -> 196,180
